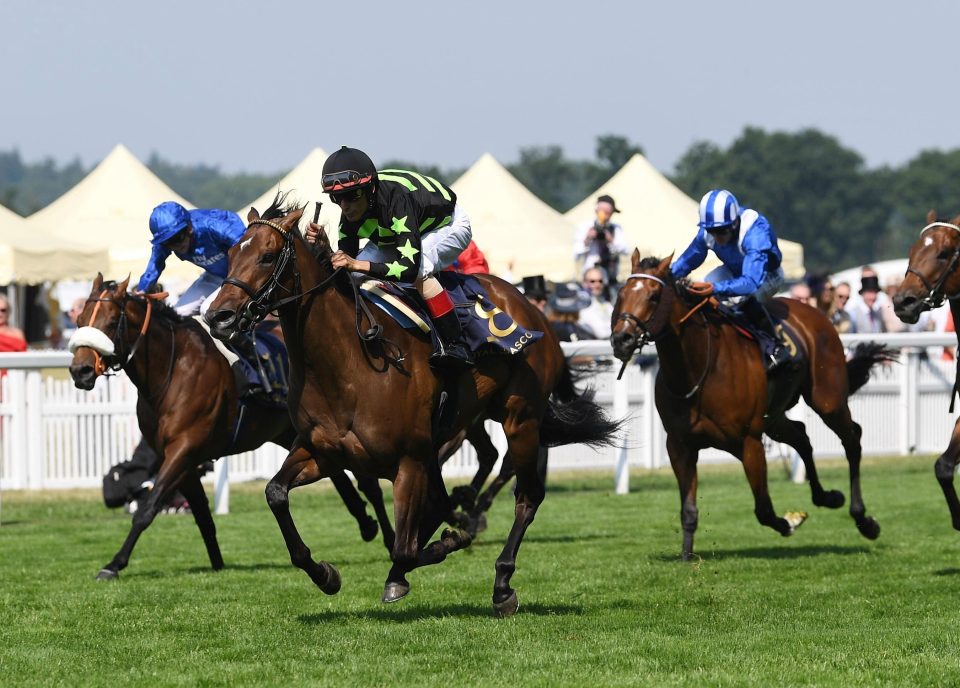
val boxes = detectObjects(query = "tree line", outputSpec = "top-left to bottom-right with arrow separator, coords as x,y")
1,129 -> 957,273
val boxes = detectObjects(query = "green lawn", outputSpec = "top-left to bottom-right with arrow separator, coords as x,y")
2,455 -> 960,687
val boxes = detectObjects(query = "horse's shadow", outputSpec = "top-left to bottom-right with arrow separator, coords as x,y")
652,544 -> 873,562
298,600 -> 583,623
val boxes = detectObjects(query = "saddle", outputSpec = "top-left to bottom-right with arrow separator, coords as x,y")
358,272 -> 544,360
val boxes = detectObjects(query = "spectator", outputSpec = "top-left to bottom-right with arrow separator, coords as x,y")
578,266 -> 614,339
789,281 -> 813,304
520,275 -> 549,313
806,273 -> 833,313
574,194 -> 630,283
831,281 -> 854,334
849,274 -> 886,333
881,275 -> 908,333
547,282 -> 594,342
0,294 -> 26,353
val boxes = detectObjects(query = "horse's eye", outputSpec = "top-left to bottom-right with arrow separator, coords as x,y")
938,249 -> 953,261
260,252 -> 277,265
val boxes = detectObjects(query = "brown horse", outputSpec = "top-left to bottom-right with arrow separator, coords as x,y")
610,251 -> 891,559
69,275 -> 394,580
893,209 -> 960,529
204,197 -> 620,616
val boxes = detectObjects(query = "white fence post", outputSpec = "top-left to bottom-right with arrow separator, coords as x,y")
214,456 -> 229,515
613,364 -> 630,494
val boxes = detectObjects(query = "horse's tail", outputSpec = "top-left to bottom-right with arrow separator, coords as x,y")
846,342 -> 898,395
540,360 -> 624,449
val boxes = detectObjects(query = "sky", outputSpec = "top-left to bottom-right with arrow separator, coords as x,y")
4,1 -> 960,176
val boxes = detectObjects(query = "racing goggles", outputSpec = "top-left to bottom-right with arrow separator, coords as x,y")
322,169 -> 374,193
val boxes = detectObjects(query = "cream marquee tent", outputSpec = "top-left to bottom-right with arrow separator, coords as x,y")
26,144 -> 203,288
239,147 -> 341,240
451,153 -> 576,282
0,202 -> 105,284
565,154 -> 805,281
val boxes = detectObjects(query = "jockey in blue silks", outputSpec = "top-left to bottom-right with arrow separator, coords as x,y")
138,201 -> 267,394
138,201 -> 246,316
670,189 -> 790,371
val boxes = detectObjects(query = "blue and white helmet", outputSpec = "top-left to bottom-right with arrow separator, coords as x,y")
698,189 -> 740,229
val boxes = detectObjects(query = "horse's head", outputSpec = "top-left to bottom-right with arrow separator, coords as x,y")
68,273 -> 132,389
894,209 -> 960,323
205,194 -> 308,341
610,250 -> 675,362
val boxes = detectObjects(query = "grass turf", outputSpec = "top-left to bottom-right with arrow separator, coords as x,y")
2,454 -> 960,686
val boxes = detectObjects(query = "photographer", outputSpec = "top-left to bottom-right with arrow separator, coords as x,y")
574,194 -> 629,283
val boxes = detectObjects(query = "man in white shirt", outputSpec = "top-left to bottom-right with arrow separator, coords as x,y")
573,194 -> 630,281
578,266 -> 614,339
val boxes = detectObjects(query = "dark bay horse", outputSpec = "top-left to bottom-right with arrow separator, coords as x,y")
69,275 -> 394,580
610,251 -> 891,559
204,198 -> 621,616
893,210 -> 960,529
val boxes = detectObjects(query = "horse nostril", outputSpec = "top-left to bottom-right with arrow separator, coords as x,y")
205,309 -> 236,327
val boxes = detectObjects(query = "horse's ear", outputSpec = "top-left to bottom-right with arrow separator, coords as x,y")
247,206 -> 261,224
287,207 -> 305,226
630,248 -> 641,272
951,213 -> 960,227
92,272 -> 103,293
658,252 -> 674,274
927,209 -> 938,224
118,275 -> 130,294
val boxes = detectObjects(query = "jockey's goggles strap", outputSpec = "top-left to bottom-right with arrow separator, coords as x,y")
920,222 -> 960,237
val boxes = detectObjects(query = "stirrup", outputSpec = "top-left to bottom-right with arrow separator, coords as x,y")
430,341 -> 474,369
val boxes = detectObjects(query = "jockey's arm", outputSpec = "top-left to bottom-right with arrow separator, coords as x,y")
712,251 -> 766,298
136,244 -> 171,293
670,230 -> 708,279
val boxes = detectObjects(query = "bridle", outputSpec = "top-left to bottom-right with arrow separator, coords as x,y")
72,289 -> 175,399
221,217 -> 400,364
905,222 -> 960,309
614,272 -> 712,399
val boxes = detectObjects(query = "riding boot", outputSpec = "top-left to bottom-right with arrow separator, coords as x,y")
430,309 -> 474,370
741,298 -> 791,372
228,332 -> 270,396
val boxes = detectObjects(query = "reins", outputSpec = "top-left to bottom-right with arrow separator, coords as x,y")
229,216 -> 403,367
616,272 -> 714,399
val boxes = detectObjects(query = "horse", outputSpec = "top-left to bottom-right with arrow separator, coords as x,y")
610,250 -> 892,560
893,209 -> 960,530
68,274 -> 395,580
204,196 -> 621,616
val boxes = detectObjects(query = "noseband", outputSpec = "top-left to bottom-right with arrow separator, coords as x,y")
906,222 -> 960,309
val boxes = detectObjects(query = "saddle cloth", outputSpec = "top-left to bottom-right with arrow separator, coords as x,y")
196,317 -> 289,407
359,272 -> 543,357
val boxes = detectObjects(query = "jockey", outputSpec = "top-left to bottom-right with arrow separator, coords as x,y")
137,201 -> 266,393
305,146 -> 474,370
670,189 -> 790,371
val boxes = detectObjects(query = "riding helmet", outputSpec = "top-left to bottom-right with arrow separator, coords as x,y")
698,189 -> 740,229
321,146 -> 378,194
149,201 -> 191,245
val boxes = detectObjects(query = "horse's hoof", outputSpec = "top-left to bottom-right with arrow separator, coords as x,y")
814,490 -> 845,509
474,513 -> 488,534
857,517 -> 881,540
783,511 -> 808,535
382,580 -> 410,603
320,562 -> 342,595
95,568 -> 118,581
493,591 -> 519,618
359,517 -> 379,542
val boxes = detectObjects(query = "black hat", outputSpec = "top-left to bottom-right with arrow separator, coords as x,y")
548,282 -> 591,314
859,275 -> 881,294
521,275 -> 548,301
597,194 -> 620,213
322,146 -> 378,193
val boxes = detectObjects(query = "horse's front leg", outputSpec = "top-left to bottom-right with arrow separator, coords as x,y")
328,469 -> 380,543
354,474 -> 395,553
176,470 -> 223,570
95,445 -> 192,580
450,424 -> 500,512
265,442 -> 340,594
666,434 -> 699,560
383,457 -> 471,603
740,434 -> 806,537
